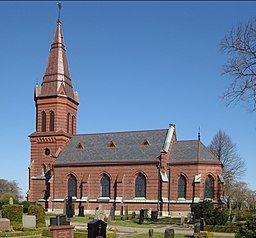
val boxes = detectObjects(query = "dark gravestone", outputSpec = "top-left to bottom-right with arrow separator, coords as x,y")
120,206 -> 124,216
194,222 -> 201,233
88,219 -> 107,238
78,206 -> 85,217
138,209 -> 144,224
164,228 -> 174,238
50,215 -> 70,226
50,217 -> 58,226
149,228 -> 154,238
131,211 -> 136,220
66,196 -> 74,218
200,218 -> 205,231
151,211 -> 158,221
57,214 -> 69,225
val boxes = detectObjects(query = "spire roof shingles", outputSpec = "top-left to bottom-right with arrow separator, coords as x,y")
35,20 -> 79,103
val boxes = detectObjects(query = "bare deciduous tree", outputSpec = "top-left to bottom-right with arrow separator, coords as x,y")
220,17 -> 256,111
208,130 -> 246,181
0,179 -> 22,200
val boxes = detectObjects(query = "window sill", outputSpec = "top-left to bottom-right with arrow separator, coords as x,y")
97,197 -> 110,202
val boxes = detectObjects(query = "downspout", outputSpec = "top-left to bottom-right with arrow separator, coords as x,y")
52,164 -> 55,211
157,161 -> 162,212
168,165 -> 171,212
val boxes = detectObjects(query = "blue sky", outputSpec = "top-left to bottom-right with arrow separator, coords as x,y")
0,1 -> 256,198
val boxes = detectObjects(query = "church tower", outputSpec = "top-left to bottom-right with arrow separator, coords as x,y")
28,18 -> 79,209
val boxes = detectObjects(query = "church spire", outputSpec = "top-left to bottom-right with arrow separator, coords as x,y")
35,16 -> 79,104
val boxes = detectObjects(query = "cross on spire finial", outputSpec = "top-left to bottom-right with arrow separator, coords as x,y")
57,2 -> 62,22
198,127 -> 201,141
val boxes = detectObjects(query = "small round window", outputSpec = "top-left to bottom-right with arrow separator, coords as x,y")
44,148 -> 51,156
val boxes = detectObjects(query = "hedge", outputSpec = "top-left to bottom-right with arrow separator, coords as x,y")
205,224 -> 238,233
2,204 -> 22,222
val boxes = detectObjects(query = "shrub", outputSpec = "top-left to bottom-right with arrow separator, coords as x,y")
21,200 -> 30,209
2,204 -> 22,222
0,193 -> 19,205
191,201 -> 229,225
21,200 -> 30,213
235,215 -> 256,238
206,208 -> 229,225
28,205 -> 45,227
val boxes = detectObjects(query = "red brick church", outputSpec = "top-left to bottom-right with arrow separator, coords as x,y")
28,18 -> 225,216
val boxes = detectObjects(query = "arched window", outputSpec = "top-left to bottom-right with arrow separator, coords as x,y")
42,111 -> 46,132
72,115 -> 75,135
67,113 -> 70,133
205,175 -> 214,199
100,174 -> 110,197
178,175 -> 187,199
135,173 -> 146,197
68,175 -> 77,197
50,111 -> 54,131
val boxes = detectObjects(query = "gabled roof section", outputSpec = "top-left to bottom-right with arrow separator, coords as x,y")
169,140 -> 219,162
56,129 -> 168,164
35,20 -> 79,104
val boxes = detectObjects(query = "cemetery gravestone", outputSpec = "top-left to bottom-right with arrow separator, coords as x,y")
200,218 -> 205,231
108,206 -> 115,222
138,209 -> 144,224
9,197 -> 13,205
194,223 -> 201,233
22,215 -> 36,228
120,205 -> 124,216
0,218 -> 10,232
151,211 -> 158,221
88,219 -> 107,238
164,228 -> 174,238
180,216 -> 185,225
124,206 -> 129,220
149,228 -> 154,238
78,205 -> 84,217
94,205 -> 105,221
66,196 -> 74,218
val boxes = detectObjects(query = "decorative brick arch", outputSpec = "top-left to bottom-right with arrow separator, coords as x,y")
178,172 -> 189,184
99,172 -> 111,197
134,170 -> 148,183
134,172 -> 147,198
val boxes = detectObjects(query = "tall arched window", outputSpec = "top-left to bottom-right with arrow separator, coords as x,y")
135,173 -> 146,197
178,175 -> 187,199
205,175 -> 214,199
42,111 -> 46,132
100,174 -> 110,197
68,175 -> 77,197
50,111 -> 54,131
71,115 -> 75,134
67,113 -> 70,133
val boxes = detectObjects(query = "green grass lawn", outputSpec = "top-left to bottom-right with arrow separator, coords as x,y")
67,214 -> 181,228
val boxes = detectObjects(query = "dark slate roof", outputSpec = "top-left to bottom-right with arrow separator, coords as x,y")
169,140 -> 218,162
56,129 -> 168,164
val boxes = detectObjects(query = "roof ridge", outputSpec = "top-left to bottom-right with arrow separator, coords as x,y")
74,128 -> 168,136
